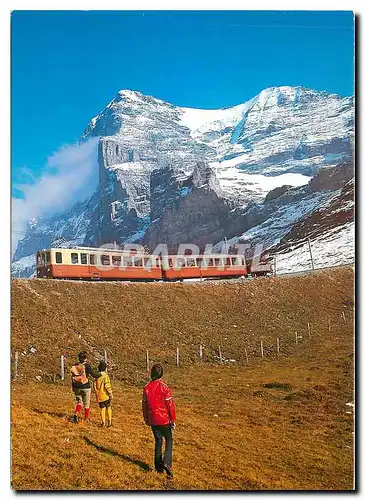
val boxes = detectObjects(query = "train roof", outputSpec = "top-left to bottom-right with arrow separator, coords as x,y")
36,248 -> 246,259
38,246 -> 149,254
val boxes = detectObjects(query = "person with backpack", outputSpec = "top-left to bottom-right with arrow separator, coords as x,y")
71,351 -> 101,424
93,360 -> 113,428
142,363 -> 176,478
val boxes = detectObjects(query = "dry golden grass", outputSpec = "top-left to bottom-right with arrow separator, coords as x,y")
12,267 -> 354,382
11,267 -> 354,490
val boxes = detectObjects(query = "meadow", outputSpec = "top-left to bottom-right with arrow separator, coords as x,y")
11,268 -> 354,490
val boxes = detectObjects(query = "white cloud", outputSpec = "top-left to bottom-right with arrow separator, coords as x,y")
12,137 -> 99,255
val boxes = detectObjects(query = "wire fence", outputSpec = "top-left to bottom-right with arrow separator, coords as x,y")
11,309 -> 351,384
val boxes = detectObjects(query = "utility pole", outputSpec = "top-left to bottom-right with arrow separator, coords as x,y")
307,237 -> 315,270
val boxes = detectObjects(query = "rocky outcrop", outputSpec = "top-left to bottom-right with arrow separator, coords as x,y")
265,185 -> 292,203
145,163 -> 232,252
307,162 -> 354,193
273,177 -> 354,249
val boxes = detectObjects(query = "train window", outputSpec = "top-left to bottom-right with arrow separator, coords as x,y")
90,254 -> 96,265
232,257 -> 241,266
81,253 -> 88,265
134,257 -> 143,267
71,253 -> 79,264
101,255 -> 110,266
123,257 -> 133,267
176,257 -> 186,268
112,255 -> 121,267
144,257 -> 151,268
55,252 -> 62,264
187,258 -> 196,267
225,257 -> 232,266
168,258 -> 173,268
196,257 -> 203,266
214,258 -> 222,267
46,251 -> 51,263
36,254 -> 42,265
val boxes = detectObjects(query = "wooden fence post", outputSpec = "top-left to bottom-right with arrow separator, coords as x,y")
60,355 -> 65,380
276,337 -> 280,354
307,322 -> 311,338
260,340 -> 264,358
218,346 -> 223,364
14,351 -> 19,379
199,344 -> 203,362
146,350 -> 149,376
244,347 -> 248,365
342,311 -> 346,323
176,347 -> 180,367
328,319 -> 331,332
295,331 -> 298,344
104,350 -> 108,364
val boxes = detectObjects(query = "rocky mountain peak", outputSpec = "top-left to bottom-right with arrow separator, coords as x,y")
13,86 -> 354,277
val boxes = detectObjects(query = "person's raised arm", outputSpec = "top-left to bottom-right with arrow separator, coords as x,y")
86,363 -> 101,379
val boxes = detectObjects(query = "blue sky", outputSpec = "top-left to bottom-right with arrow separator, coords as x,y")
11,10 -> 354,194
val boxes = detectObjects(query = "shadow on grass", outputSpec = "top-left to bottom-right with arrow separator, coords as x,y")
83,436 -> 152,472
32,408 -> 66,419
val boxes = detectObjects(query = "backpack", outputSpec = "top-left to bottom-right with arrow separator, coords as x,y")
71,362 -> 88,384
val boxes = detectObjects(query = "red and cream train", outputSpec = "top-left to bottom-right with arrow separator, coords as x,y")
36,247 -> 272,281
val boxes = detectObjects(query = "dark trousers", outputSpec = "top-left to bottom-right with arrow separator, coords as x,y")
151,424 -> 173,471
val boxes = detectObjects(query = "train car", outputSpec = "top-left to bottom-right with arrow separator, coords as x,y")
36,247 -> 163,281
248,260 -> 273,277
160,254 -> 248,280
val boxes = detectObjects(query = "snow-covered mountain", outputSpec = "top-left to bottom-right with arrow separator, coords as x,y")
12,86 -> 354,277
272,176 -> 354,273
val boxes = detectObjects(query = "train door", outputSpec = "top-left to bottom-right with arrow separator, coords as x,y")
89,252 -> 100,280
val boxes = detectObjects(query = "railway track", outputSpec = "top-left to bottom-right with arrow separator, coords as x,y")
18,263 -> 354,285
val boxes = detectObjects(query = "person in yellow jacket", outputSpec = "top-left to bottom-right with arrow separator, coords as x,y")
93,360 -> 113,427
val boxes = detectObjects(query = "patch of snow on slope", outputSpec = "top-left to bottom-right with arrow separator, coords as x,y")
275,221 -> 354,274
242,191 -> 335,246
179,100 -> 254,133
212,190 -> 335,254
118,89 -> 142,102
216,169 -> 311,194
11,255 -> 36,278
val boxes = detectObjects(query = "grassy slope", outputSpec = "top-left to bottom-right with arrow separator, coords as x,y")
11,268 -> 354,490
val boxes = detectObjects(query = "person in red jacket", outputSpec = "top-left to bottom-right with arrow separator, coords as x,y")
142,363 -> 176,478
